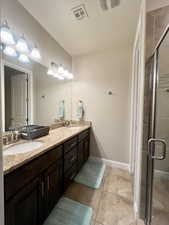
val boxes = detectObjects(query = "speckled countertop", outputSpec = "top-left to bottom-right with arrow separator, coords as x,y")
3,125 -> 90,175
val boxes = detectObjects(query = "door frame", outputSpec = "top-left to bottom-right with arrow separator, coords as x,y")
0,60 -> 34,131
130,1 -> 146,217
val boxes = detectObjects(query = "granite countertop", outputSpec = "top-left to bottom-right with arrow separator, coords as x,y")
3,125 -> 90,175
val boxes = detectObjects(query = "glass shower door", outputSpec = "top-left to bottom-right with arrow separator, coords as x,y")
150,31 -> 169,225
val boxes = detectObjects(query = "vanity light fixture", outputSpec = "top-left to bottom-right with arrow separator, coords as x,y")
3,46 -> 17,57
48,62 -> 65,80
30,45 -> 41,60
58,64 -> 65,74
16,35 -> 29,54
47,69 -> 55,76
18,54 -> 30,63
0,21 -> 15,45
47,62 -> 73,80
63,70 -> 69,78
63,70 -> 74,79
67,72 -> 74,80
54,73 -> 65,80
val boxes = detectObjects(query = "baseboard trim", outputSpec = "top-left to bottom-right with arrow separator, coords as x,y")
134,201 -> 139,220
90,156 -> 130,171
155,169 -> 169,180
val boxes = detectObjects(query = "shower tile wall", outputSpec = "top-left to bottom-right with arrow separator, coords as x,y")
155,77 -> 169,172
146,5 -> 169,59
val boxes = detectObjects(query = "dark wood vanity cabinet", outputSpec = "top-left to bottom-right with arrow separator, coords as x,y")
45,159 -> 63,216
5,176 -> 44,225
4,145 -> 63,225
78,130 -> 90,171
4,128 -> 90,225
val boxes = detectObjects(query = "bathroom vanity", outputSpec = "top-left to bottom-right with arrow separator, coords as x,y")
3,126 -> 90,225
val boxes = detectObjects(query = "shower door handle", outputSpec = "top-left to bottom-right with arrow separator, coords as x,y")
148,138 -> 167,160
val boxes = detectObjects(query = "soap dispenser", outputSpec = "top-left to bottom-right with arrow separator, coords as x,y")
58,100 -> 65,120
77,100 -> 84,121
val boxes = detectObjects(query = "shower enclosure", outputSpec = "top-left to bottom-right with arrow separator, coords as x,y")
141,28 -> 169,225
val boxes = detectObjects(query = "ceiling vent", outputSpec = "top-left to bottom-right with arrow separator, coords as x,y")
99,0 -> 120,11
72,4 -> 88,20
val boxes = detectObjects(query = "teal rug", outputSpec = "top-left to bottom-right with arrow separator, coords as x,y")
43,197 -> 93,225
75,159 -> 106,189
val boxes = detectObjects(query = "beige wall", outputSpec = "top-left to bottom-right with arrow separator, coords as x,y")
2,0 -> 72,70
72,48 -> 132,164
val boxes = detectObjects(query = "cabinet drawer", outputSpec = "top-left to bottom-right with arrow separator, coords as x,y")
78,129 -> 90,142
64,147 -> 77,172
64,137 -> 78,153
4,145 -> 63,201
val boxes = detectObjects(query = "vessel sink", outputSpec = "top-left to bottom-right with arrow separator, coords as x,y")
3,141 -> 43,155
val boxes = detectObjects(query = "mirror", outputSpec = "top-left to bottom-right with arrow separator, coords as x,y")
1,55 -> 72,131
4,65 -> 28,131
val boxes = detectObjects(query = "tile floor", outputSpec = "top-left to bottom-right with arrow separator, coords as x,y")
151,175 -> 169,225
64,166 -> 145,225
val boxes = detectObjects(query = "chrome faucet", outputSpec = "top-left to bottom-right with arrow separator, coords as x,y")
2,130 -> 20,146
64,120 -> 71,127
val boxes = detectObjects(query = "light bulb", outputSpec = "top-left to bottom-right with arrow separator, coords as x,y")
16,36 -> 29,53
3,46 -> 17,57
68,73 -> 74,79
67,72 -> 74,80
0,21 -> 15,45
63,70 -> 69,78
30,47 -> 41,60
54,74 -> 64,80
18,54 -> 30,63
63,70 -> 74,79
47,69 -> 55,76
58,65 -> 64,74
47,69 -> 64,80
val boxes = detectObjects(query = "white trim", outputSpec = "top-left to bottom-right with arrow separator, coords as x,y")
1,60 -> 34,131
134,201 -> 139,220
0,57 -> 4,225
0,64 -> 5,132
154,170 -> 169,179
90,156 -> 130,171
131,0 -> 146,219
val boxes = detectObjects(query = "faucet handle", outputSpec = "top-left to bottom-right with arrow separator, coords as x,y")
3,136 -> 9,145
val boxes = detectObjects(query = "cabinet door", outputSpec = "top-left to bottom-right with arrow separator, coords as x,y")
64,147 -> 77,173
5,177 -> 44,225
84,137 -> 90,162
78,141 -> 85,170
45,159 -> 63,216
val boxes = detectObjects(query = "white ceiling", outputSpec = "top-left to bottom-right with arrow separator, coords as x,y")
18,0 -> 140,56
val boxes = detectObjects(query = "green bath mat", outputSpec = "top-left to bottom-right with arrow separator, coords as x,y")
43,197 -> 92,225
75,159 -> 106,189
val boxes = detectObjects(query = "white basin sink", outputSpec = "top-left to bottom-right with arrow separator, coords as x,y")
67,126 -> 81,130
4,142 -> 43,155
